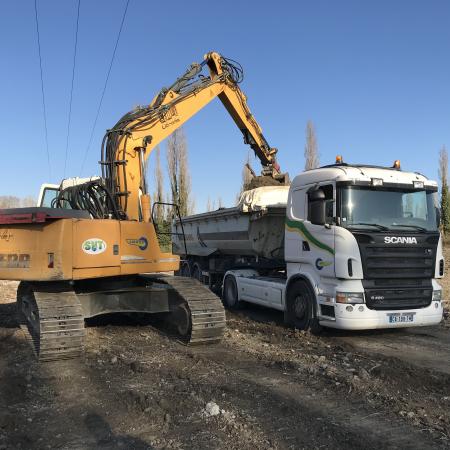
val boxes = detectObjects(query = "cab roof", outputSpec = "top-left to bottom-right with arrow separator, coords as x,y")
291,163 -> 437,190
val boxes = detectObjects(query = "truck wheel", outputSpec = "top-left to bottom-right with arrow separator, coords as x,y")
309,317 -> 323,335
223,275 -> 241,310
286,280 -> 316,331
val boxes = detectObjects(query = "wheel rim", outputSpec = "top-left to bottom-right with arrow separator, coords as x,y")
294,294 -> 307,320
293,293 -> 310,329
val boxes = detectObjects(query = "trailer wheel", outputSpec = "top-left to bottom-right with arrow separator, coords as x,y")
286,280 -> 316,331
180,261 -> 191,277
191,263 -> 202,282
223,275 -> 241,310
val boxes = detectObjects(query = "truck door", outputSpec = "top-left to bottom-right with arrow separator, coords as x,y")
306,183 -> 335,277
285,183 -> 335,277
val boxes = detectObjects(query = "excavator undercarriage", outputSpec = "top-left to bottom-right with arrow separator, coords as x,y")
17,275 -> 226,361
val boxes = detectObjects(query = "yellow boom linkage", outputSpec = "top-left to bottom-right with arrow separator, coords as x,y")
103,51 -> 286,221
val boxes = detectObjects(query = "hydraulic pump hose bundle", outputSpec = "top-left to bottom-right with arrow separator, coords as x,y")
52,179 -> 123,220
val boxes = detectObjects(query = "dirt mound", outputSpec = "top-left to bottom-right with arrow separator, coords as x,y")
245,174 -> 288,190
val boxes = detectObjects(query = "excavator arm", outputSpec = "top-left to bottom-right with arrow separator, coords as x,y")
101,51 -> 287,221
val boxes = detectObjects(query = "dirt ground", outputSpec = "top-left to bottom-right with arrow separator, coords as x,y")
1,255 -> 450,449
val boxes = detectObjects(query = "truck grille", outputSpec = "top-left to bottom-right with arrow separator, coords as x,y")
354,232 -> 438,310
363,246 -> 435,279
363,279 -> 432,310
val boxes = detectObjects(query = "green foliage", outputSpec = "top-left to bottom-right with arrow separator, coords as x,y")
441,181 -> 450,235
154,218 -> 172,253
167,128 -> 194,218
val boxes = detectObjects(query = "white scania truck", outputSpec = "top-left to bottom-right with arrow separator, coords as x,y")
172,159 -> 444,331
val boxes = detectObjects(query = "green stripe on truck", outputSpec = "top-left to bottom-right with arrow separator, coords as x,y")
285,219 -> 335,255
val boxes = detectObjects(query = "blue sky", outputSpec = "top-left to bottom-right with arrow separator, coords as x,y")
1,0 -> 450,210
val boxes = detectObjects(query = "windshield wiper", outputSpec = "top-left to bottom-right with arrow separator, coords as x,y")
390,224 -> 428,232
347,222 -> 390,231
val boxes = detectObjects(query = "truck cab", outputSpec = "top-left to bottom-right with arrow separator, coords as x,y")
284,159 -> 443,329
173,158 -> 443,332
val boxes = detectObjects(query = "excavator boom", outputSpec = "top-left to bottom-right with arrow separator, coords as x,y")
101,51 -> 287,220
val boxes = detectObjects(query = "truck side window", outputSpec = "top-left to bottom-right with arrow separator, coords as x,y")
291,189 -> 306,219
307,184 -> 334,223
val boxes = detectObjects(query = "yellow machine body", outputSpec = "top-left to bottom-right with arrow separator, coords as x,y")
0,219 -> 178,281
0,52 -> 284,359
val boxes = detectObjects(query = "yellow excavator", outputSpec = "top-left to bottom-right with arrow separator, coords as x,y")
0,52 -> 287,361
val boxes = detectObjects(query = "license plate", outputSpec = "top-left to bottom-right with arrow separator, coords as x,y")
387,312 -> 415,324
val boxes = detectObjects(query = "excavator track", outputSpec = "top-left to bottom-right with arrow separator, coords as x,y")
17,283 -> 85,362
159,276 -> 226,345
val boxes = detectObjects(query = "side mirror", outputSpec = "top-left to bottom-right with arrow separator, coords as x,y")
308,188 -> 326,226
309,188 -> 325,202
436,207 -> 441,228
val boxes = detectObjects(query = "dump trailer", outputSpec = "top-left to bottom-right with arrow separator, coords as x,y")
173,158 -> 444,331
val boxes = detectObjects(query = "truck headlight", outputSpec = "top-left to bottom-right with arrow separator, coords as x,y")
432,290 -> 442,301
336,292 -> 365,304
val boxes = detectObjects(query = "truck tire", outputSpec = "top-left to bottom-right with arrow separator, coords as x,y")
180,261 -> 191,277
191,263 -> 202,282
222,275 -> 241,310
285,279 -> 320,332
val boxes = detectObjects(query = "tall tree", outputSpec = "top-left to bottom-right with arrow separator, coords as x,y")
304,120 -> 319,170
166,127 -> 194,217
439,145 -> 450,235
150,147 -> 171,251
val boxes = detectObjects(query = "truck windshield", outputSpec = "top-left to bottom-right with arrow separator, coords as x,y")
340,187 -> 439,232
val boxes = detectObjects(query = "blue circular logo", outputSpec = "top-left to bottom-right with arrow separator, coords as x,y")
138,236 -> 148,250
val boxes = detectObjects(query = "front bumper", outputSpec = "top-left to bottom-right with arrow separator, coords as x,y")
320,301 -> 443,330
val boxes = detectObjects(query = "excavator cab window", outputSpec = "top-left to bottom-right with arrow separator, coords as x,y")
39,187 -> 59,208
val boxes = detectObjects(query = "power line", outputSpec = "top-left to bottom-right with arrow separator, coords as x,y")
63,0 -> 81,179
79,0 -> 130,175
34,0 -> 52,179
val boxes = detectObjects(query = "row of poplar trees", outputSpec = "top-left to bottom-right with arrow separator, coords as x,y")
439,146 -> 450,235
152,127 -> 194,251
151,121 -> 319,250
153,120 -> 320,218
